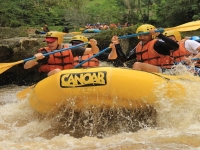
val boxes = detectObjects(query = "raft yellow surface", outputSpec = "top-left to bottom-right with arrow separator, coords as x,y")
28,67 -> 190,114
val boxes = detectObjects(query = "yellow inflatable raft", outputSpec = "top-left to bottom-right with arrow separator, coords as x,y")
28,67 -> 197,115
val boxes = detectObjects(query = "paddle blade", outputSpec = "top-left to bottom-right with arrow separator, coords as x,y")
17,85 -> 35,100
176,26 -> 200,32
176,20 -> 200,28
0,60 -> 24,74
165,20 -> 200,32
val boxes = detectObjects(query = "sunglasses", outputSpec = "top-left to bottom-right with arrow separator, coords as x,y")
71,41 -> 83,45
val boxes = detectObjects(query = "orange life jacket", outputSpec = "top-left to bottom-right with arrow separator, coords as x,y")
38,45 -> 74,72
74,54 -> 99,68
171,39 -> 192,63
135,39 -> 173,68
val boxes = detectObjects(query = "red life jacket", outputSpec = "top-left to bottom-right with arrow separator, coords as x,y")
38,45 -> 74,72
171,39 -> 192,63
135,39 -> 173,68
74,54 -> 99,68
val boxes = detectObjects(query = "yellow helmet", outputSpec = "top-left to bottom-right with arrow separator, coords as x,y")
136,24 -> 156,39
70,35 -> 88,43
163,30 -> 181,41
45,31 -> 64,44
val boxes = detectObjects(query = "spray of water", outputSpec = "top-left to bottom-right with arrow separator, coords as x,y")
1,63 -> 200,149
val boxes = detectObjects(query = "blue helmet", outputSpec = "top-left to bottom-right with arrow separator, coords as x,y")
190,36 -> 200,42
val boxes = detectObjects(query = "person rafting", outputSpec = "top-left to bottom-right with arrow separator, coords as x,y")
62,25 -> 73,33
163,30 -> 200,68
23,31 -> 99,78
42,24 -> 50,32
110,24 -> 179,73
70,35 -> 118,68
70,35 -> 99,68
35,24 -> 50,34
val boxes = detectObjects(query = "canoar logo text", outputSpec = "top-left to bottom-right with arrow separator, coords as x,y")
60,71 -> 107,88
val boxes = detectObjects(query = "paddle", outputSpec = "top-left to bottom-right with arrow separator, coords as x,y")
18,55 -> 199,99
16,20 -> 200,99
11,21 -> 200,73
191,57 -> 200,61
119,20 -> 200,39
17,85 -> 35,100
16,42 -> 89,99
165,20 -> 200,32
17,46 -> 111,98
74,47 -> 111,68
74,29 -> 165,68
74,20 -> 200,68
0,42 -> 88,74
118,29 -> 164,39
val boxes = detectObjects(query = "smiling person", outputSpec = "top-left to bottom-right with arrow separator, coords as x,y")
42,24 -> 50,32
24,31 -> 99,78
110,24 -> 179,73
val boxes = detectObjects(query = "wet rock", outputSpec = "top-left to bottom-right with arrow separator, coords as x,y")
0,45 -> 13,62
0,37 -> 45,86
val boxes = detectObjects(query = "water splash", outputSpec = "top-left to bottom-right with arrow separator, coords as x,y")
1,64 -> 200,149
154,64 -> 200,130
47,105 -> 156,138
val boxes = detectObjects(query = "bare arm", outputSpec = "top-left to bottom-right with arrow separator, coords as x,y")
84,39 -> 99,55
24,53 -> 45,69
193,46 -> 200,59
108,43 -> 117,59
108,36 -> 120,59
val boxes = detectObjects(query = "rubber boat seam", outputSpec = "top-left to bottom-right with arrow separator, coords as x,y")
148,72 -> 194,82
147,72 -> 170,81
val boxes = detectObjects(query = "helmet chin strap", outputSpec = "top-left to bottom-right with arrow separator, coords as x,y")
56,44 -> 62,49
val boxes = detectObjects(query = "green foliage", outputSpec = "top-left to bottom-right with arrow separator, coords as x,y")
85,0 -> 121,24
0,27 -> 28,38
0,0 -> 200,30
49,26 -> 64,32
90,26 -> 139,50
0,0 -> 66,27
154,0 -> 200,27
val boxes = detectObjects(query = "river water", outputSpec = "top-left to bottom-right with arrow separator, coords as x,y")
1,68 -> 200,149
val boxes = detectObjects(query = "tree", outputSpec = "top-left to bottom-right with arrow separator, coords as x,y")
154,0 -> 200,27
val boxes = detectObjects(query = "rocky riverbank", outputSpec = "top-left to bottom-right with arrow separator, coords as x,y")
0,37 -> 45,86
